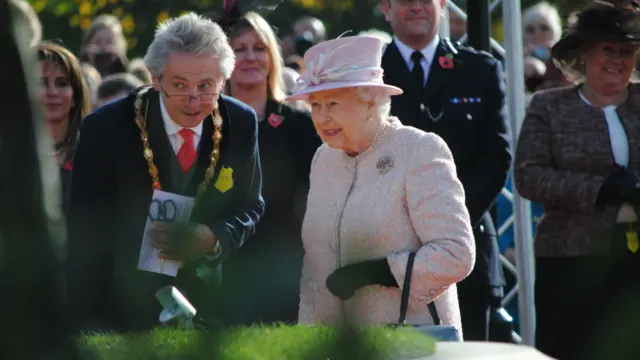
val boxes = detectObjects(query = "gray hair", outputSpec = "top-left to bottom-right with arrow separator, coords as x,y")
143,12 -> 235,80
523,2 -> 563,44
356,87 -> 392,119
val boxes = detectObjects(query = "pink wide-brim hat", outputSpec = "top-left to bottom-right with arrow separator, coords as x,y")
285,35 -> 403,101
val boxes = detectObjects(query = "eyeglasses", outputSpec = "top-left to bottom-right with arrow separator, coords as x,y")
157,75 -> 219,104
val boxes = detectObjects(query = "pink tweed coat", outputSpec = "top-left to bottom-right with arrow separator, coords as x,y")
299,117 -> 475,334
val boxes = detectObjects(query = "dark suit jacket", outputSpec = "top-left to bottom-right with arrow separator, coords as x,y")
515,84 -> 640,258
382,39 -> 511,299
66,88 -> 264,332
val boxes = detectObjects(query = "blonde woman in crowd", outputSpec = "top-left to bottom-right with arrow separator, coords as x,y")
214,11 -> 321,326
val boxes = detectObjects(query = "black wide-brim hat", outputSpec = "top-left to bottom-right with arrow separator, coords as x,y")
551,1 -> 640,62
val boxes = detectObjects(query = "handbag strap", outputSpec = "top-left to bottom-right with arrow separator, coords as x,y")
399,251 -> 441,325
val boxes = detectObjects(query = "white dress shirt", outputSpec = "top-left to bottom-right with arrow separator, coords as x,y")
579,92 -> 629,167
159,97 -> 203,153
393,34 -> 440,86
579,92 -> 635,222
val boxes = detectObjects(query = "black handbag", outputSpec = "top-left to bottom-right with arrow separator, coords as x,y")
398,252 -> 462,341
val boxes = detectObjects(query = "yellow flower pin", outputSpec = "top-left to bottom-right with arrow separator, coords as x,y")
215,166 -> 234,193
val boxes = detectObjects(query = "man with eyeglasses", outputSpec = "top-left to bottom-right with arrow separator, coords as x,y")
381,0 -> 511,341
66,13 -> 264,332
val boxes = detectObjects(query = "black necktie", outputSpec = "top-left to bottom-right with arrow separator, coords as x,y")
411,51 -> 425,90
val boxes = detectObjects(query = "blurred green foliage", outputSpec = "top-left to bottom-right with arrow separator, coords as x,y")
79,325 -> 436,360
28,0 -> 593,59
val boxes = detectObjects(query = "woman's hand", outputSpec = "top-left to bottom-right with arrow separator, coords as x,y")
325,259 -> 397,301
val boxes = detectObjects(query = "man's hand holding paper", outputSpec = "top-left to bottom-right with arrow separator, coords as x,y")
148,222 -> 217,262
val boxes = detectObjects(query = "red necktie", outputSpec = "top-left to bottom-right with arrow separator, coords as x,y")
177,128 -> 196,172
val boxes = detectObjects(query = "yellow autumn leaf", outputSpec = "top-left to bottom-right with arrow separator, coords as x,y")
96,0 -> 108,10
80,18 -> 92,30
113,7 -> 124,17
157,11 -> 169,24
127,37 -> 138,49
32,0 -> 47,13
121,14 -> 134,33
79,1 -> 92,16
70,14 -> 80,27
492,21 -> 504,44
108,0 -> 118,4
296,0 -> 322,9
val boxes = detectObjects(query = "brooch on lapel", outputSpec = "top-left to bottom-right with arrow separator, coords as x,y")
267,113 -> 284,128
376,154 -> 394,175
438,53 -> 455,69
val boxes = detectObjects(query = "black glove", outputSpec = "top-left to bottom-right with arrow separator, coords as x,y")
597,165 -> 640,206
326,259 -> 398,301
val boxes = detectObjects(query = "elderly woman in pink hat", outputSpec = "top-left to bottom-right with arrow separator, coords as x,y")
288,35 -> 475,333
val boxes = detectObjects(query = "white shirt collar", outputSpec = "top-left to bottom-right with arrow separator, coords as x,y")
159,96 -> 204,137
393,34 -> 440,68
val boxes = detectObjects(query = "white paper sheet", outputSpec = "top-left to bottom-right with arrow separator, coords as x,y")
137,190 -> 195,277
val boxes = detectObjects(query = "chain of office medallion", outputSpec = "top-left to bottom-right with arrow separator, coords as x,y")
133,88 -> 223,202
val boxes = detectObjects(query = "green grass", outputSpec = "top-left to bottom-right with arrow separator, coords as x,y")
79,325 -> 436,360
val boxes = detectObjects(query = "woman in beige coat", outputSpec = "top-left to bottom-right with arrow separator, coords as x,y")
286,35 -> 475,334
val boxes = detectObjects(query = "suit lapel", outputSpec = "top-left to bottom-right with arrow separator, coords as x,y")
422,41 -> 450,104
382,41 -> 422,101
145,90 -> 175,193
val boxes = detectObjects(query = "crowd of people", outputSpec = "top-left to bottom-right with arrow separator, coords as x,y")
8,0 -> 640,359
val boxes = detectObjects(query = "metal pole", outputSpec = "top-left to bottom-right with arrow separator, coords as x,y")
466,0 -> 491,51
502,0 -> 536,346
440,6 -> 450,38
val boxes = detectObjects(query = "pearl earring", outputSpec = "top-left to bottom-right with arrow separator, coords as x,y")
367,116 -> 372,122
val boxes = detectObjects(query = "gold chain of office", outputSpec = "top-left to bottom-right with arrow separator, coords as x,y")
133,87 -> 223,202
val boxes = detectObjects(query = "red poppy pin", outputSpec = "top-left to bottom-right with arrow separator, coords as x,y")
267,113 -> 283,128
63,161 -> 73,171
439,53 -> 454,69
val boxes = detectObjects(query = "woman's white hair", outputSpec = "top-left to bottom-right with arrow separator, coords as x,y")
143,13 -> 235,79
523,1 -> 563,44
356,86 -> 392,119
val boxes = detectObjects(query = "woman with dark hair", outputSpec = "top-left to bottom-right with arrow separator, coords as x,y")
515,2 -> 640,359
37,42 -> 91,203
